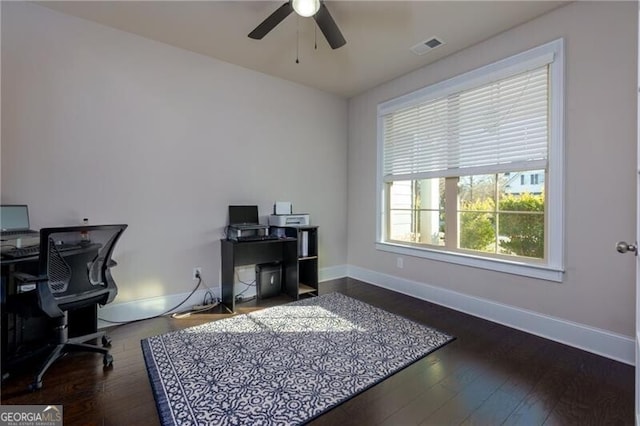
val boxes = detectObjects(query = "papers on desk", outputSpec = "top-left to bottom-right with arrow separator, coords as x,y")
300,231 -> 309,257
274,201 -> 292,215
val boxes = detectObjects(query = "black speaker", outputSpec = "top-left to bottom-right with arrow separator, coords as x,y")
256,263 -> 281,300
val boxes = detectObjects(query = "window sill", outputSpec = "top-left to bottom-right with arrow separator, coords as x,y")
376,242 -> 564,282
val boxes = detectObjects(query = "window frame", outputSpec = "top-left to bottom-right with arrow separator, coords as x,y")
376,39 -> 565,282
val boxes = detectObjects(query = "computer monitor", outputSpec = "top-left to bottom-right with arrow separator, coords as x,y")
228,205 -> 259,225
1,205 -> 31,232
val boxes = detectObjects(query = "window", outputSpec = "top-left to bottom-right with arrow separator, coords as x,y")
377,39 -> 564,281
531,174 -> 539,185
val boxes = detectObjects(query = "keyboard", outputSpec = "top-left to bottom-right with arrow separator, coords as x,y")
3,243 -> 80,259
3,246 -> 39,258
235,235 -> 280,242
1,230 -> 38,237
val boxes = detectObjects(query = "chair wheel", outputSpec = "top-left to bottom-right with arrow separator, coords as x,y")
101,335 -> 112,347
103,353 -> 113,367
29,381 -> 42,391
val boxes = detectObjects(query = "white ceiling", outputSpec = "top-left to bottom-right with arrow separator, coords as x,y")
39,1 -> 569,98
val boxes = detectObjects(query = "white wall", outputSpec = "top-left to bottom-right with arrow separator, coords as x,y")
1,2 -> 348,310
348,1 -> 637,339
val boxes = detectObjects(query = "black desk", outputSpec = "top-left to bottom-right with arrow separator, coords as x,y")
221,238 -> 298,313
1,247 -> 99,376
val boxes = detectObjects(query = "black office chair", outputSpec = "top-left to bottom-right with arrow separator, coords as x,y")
12,224 -> 127,390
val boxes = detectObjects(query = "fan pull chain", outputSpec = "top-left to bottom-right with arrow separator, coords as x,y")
295,16 -> 300,64
314,25 -> 317,50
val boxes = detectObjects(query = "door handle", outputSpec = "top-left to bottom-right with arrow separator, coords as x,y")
616,241 -> 638,255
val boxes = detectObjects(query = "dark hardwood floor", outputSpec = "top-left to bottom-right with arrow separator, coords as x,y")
1,278 -> 634,425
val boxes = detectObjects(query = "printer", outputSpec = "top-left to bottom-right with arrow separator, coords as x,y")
268,201 -> 310,227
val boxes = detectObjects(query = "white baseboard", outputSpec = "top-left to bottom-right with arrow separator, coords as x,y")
319,264 -> 348,282
99,263 -> 634,365
348,265 -> 635,366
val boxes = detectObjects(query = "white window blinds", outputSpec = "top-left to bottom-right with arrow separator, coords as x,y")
382,65 -> 549,181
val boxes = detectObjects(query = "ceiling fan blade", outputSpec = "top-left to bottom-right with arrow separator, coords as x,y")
313,3 -> 346,49
248,2 -> 294,40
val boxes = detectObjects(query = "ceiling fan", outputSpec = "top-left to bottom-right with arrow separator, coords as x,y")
248,0 -> 346,50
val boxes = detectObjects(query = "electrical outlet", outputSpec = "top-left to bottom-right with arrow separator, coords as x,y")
396,257 -> 404,269
193,267 -> 202,280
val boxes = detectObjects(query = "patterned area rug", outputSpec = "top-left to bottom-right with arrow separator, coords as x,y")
141,292 -> 454,426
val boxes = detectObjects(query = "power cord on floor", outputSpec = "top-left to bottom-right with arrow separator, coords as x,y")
234,269 -> 256,301
200,273 -> 218,306
98,274 -> 215,326
171,301 -> 220,319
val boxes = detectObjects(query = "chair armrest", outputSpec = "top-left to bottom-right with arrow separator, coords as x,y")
12,272 -> 48,283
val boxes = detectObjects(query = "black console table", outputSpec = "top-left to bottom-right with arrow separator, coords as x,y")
220,238 -> 298,313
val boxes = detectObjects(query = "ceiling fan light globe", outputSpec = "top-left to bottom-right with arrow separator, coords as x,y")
292,0 -> 320,17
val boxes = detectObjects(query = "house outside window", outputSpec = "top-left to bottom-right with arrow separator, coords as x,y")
505,172 -> 544,195
376,39 -> 565,281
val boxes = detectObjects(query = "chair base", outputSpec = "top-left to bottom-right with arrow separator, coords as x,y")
29,330 -> 113,391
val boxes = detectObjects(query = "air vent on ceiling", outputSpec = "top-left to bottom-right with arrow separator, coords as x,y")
410,36 -> 445,56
